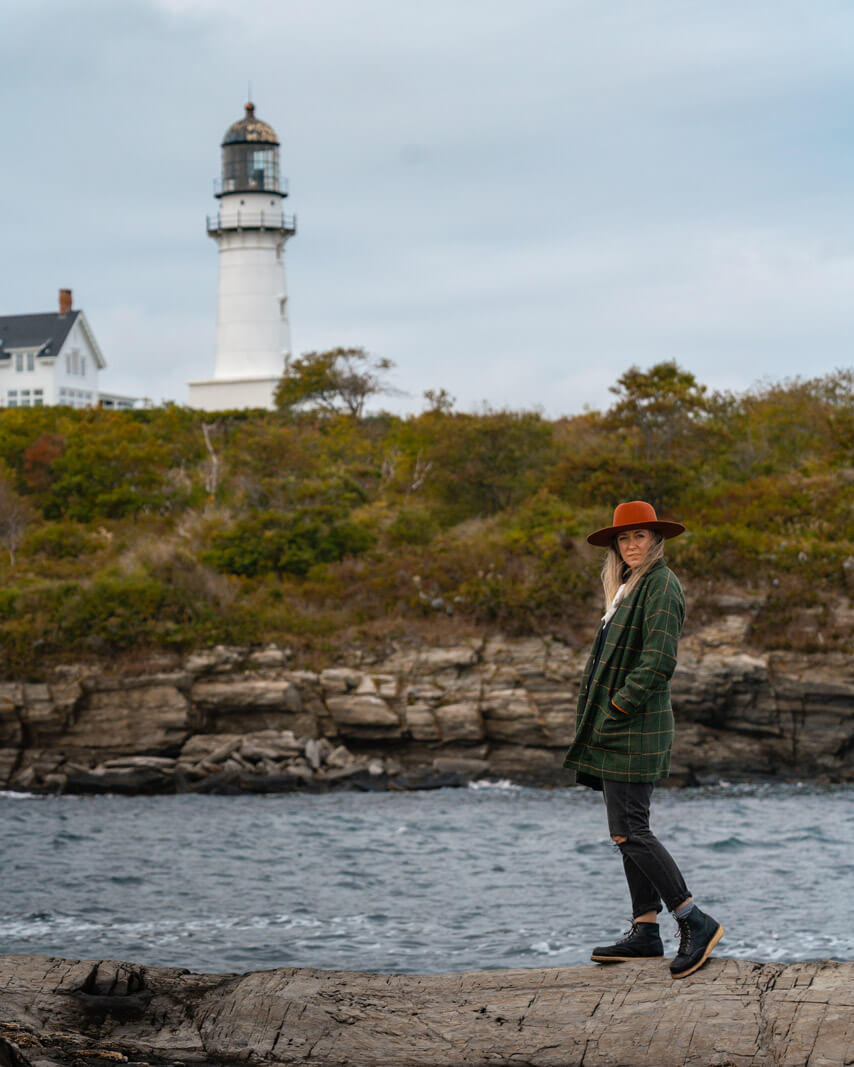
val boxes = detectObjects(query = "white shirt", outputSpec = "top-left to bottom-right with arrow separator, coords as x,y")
602,582 -> 627,625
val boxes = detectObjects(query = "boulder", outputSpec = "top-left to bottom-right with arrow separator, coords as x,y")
539,708 -> 575,745
180,733 -> 243,761
487,744 -> 564,773
18,684 -> 69,749
404,703 -> 440,741
184,647 -> 245,674
101,756 -> 177,770
0,689 -> 23,748
9,750 -> 63,789
0,749 -> 19,788
434,702 -> 484,742
304,737 -> 327,770
325,745 -> 356,768
481,688 -> 549,745
58,684 -> 191,758
86,671 -> 193,692
247,645 -> 290,668
416,645 -> 479,670
319,667 -> 363,693
189,677 -> 316,736
432,756 -> 490,776
190,678 -> 303,712
60,764 -> 174,795
405,683 -> 445,703
326,695 -> 401,734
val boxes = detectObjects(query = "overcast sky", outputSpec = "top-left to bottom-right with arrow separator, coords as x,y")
3,1 -> 854,414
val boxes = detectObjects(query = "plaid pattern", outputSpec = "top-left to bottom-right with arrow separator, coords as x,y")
563,560 -> 685,783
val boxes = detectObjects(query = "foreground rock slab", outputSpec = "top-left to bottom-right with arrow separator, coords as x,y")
0,955 -> 851,1066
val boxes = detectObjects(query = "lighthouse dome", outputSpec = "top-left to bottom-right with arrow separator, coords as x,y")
218,102 -> 282,196
222,102 -> 279,147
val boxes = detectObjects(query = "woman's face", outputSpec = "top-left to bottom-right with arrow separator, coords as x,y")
616,527 -> 654,569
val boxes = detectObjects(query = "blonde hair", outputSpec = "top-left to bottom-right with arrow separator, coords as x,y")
601,531 -> 665,610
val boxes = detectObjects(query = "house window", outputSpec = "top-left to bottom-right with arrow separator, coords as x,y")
81,356 -> 86,375
26,352 -> 35,372
7,399 -> 17,407
15,353 -> 23,372
7,390 -> 17,407
20,390 -> 31,407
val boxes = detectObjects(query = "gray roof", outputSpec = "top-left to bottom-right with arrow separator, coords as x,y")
0,311 -> 80,360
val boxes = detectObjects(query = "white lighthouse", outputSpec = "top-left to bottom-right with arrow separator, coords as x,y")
189,102 -> 296,410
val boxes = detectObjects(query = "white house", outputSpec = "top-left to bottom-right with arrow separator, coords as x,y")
0,290 -> 139,410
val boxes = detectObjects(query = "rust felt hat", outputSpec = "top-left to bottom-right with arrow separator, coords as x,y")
587,500 -> 686,547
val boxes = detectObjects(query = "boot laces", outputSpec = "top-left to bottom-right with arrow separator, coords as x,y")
618,922 -> 639,944
675,915 -> 691,955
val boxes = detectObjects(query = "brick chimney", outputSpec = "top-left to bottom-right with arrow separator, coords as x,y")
59,288 -> 73,315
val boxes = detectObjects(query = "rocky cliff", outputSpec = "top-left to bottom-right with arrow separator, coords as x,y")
0,954 -> 851,1066
1,616 -> 852,795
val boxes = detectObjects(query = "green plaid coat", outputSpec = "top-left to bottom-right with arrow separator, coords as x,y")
563,560 -> 685,783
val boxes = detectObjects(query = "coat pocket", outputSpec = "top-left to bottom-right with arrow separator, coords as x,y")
602,692 -> 631,723
591,709 -> 632,753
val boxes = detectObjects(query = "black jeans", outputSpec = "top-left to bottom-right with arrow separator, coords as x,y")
602,779 -> 690,918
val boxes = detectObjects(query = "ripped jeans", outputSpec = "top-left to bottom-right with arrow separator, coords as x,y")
602,779 -> 690,918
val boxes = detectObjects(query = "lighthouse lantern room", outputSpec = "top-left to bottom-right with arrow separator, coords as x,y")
189,102 -> 296,410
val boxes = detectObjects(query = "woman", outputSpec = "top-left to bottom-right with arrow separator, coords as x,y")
563,500 -> 723,979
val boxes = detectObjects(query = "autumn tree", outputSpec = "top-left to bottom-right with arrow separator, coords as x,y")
275,347 -> 396,418
22,433 -> 66,492
547,362 -> 718,512
608,360 -> 710,461
40,413 -> 174,520
423,388 -> 455,414
725,369 -> 854,477
424,409 -> 556,519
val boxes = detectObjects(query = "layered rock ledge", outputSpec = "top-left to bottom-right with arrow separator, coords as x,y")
1,621 -> 852,795
0,954 -> 851,1066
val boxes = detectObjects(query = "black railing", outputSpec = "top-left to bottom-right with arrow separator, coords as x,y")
207,210 -> 297,235
213,177 -> 289,197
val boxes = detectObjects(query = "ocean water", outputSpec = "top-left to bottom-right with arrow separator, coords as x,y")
1,782 -> 851,974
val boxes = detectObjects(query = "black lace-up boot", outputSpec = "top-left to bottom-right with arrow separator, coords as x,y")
590,921 -> 664,963
670,907 -> 724,978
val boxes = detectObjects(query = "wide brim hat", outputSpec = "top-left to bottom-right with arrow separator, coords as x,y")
587,500 -> 686,547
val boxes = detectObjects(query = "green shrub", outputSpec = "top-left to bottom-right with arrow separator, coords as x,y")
53,571 -> 169,647
386,505 -> 440,546
547,454 -> 695,513
422,410 -> 556,521
0,588 -> 18,620
454,539 -> 596,633
206,509 -> 377,577
501,490 -> 585,544
23,523 -> 98,560
0,369 -> 851,665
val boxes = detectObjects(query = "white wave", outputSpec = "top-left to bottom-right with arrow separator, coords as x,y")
529,940 -> 568,956
0,909 -> 381,942
467,779 -> 520,791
